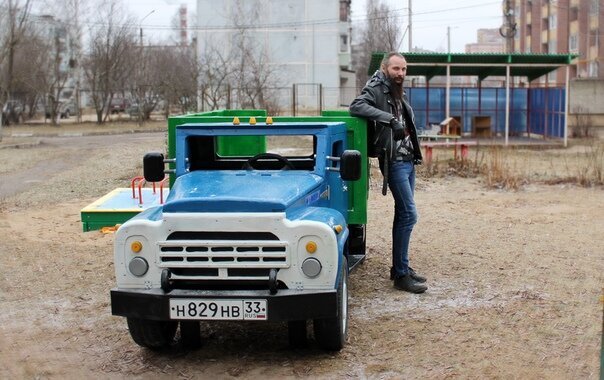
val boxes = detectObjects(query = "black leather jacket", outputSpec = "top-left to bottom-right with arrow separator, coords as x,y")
349,70 -> 422,163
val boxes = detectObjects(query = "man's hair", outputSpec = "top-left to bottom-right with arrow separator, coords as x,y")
381,52 -> 405,69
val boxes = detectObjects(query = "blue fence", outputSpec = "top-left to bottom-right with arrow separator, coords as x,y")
405,87 -> 565,138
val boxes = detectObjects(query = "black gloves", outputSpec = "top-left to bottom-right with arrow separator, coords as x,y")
389,117 -> 405,140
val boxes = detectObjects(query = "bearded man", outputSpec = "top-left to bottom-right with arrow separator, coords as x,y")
349,52 -> 427,293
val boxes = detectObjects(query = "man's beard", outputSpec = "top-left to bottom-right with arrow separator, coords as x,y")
387,75 -> 404,100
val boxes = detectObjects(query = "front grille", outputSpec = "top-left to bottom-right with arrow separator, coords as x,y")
157,231 -> 290,283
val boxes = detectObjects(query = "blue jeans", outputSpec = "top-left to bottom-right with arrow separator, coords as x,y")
388,161 -> 418,277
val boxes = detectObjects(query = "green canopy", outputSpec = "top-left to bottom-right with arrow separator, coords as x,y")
368,52 -> 578,81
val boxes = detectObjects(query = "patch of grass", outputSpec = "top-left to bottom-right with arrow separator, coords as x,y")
418,140 -> 604,190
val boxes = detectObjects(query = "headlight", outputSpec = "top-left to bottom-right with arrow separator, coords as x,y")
129,257 -> 148,277
301,257 -> 322,278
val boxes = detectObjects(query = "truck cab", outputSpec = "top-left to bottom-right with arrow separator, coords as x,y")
110,119 -> 363,351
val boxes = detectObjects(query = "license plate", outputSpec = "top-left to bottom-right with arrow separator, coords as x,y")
169,299 -> 267,320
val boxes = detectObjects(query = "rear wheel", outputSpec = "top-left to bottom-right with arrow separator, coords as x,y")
313,258 -> 348,351
126,317 -> 177,350
348,224 -> 366,256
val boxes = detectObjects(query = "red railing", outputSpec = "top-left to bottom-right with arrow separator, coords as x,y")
131,176 -> 168,205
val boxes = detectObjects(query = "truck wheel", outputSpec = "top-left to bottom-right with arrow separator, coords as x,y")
348,224 -> 366,256
179,321 -> 202,349
126,317 -> 177,350
313,259 -> 348,351
288,320 -> 308,348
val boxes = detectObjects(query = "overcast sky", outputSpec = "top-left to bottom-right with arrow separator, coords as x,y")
127,0 -> 503,52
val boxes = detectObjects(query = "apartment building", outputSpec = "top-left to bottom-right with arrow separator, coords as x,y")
465,28 -> 506,53
511,0 -> 603,83
196,0 -> 354,109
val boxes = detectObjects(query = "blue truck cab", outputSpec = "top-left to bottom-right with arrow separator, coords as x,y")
110,120 -> 363,351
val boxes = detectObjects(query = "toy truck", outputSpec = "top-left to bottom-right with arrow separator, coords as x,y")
109,111 -> 369,351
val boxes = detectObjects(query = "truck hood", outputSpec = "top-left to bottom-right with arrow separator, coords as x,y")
162,171 -> 324,213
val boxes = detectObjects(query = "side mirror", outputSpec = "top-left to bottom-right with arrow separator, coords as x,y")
143,152 -> 165,182
340,150 -> 361,181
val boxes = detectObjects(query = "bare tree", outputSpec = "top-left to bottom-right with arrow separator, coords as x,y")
353,0 -> 404,86
0,0 -> 32,97
197,0 -> 281,112
82,0 -> 137,123
159,45 -> 198,115
11,29 -> 49,119
0,0 -> 33,129
127,45 -> 164,122
198,47 -> 232,111
42,0 -> 89,122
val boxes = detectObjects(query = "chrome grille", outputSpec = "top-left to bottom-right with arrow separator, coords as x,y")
157,231 -> 290,281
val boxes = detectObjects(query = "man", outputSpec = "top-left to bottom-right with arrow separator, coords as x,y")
349,52 -> 427,294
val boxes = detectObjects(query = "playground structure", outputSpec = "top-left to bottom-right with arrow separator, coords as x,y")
368,52 -> 578,146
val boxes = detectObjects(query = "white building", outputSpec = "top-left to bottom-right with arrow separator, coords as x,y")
196,0 -> 354,111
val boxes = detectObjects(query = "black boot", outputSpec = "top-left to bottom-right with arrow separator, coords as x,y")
409,267 -> 427,283
393,274 -> 427,293
390,267 -> 427,283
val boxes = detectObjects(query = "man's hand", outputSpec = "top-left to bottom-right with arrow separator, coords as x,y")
390,118 -> 404,140
413,158 -> 423,165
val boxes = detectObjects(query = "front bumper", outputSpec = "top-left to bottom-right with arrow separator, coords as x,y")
111,288 -> 337,322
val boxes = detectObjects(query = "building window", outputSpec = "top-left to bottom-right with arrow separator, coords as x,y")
591,0 -> 600,14
569,34 -> 578,52
590,29 -> 599,46
339,0 -> 350,22
589,61 -> 599,77
570,6 -> 579,21
526,24 -> 532,36
549,14 -> 557,29
340,35 -> 348,52
525,45 -> 531,53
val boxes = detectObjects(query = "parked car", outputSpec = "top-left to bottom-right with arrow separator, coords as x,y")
110,98 -> 130,114
45,100 -> 77,119
2,100 -> 24,125
126,103 -> 141,118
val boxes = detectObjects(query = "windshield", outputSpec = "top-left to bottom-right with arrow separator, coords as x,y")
186,134 -> 316,171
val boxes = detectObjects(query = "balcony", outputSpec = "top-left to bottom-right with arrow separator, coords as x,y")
339,52 -> 351,69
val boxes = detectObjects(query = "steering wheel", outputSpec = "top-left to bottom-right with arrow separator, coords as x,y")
243,153 -> 295,170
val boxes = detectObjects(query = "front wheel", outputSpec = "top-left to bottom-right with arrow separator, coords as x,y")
313,258 -> 348,351
126,317 -> 177,350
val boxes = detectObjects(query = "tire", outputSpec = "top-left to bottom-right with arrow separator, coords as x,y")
126,317 -> 177,350
288,320 -> 308,348
313,258 -> 348,351
348,224 -> 366,256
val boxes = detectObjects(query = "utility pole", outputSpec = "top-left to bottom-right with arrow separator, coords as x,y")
408,0 -> 412,52
447,26 -> 451,53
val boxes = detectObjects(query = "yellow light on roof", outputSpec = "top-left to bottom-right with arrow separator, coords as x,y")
131,241 -> 143,253
249,116 -> 257,125
232,117 -> 240,125
266,116 -> 273,125
305,241 -> 317,254
334,225 -> 343,234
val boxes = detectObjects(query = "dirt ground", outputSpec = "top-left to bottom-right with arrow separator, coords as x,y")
0,124 -> 602,379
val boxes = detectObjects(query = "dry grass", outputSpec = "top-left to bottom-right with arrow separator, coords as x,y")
419,139 -> 604,190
